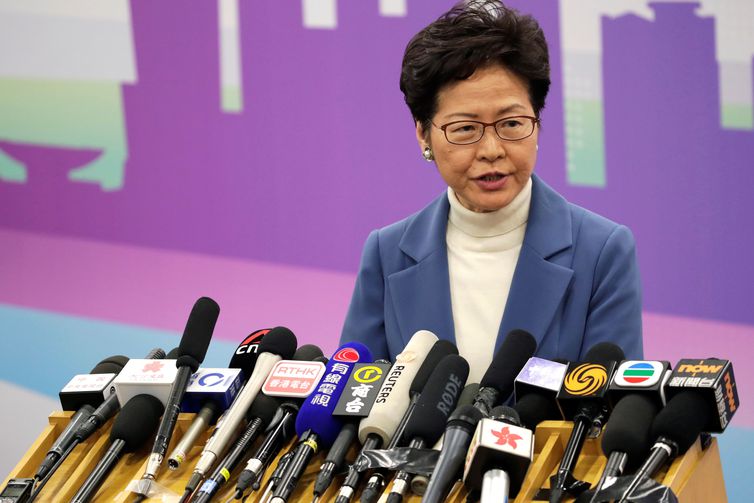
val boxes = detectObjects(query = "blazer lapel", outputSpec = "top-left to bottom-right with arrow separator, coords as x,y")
387,195 -> 456,348
498,175 -> 574,351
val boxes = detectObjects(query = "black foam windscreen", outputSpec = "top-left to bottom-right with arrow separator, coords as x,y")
489,405 -> 522,427
111,394 -> 164,451
651,391 -> 710,455
177,296 -> 220,363
410,340 -> 459,395
583,342 -> 625,366
457,383 -> 480,409
480,329 -> 537,397
514,392 -> 560,431
404,354 -> 469,443
90,361 -> 126,375
166,347 -> 181,359
257,326 -> 297,359
601,394 -> 659,469
91,355 -> 129,373
246,392 -> 281,425
293,344 -> 325,361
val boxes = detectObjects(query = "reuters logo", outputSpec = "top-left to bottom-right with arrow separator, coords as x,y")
564,364 -> 608,396
354,366 -> 384,383
333,348 -> 360,363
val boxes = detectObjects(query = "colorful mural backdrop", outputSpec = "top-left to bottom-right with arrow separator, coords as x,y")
1,0 -> 751,497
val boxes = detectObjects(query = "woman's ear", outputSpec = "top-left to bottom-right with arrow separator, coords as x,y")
415,120 -> 430,150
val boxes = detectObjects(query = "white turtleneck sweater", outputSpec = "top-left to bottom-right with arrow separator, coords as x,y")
446,178 -> 532,383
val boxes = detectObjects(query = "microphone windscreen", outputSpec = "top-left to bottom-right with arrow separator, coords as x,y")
178,297 -> 220,364
293,344 -> 325,361
514,392 -> 560,431
246,392 -> 281,426
457,383 -> 480,409
583,342 -> 625,366
257,326 -> 297,359
357,330 -> 438,444
228,328 -> 271,375
111,394 -> 164,451
404,354 -> 469,443
651,391 -> 710,455
295,342 -> 372,447
166,347 -> 181,359
90,362 -> 126,375
91,355 -> 129,373
601,394 -> 659,469
410,340 -> 458,395
480,329 -> 537,397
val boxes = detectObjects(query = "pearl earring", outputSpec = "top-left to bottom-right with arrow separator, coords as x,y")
422,146 -> 434,162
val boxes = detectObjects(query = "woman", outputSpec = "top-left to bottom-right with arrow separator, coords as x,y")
340,0 -> 642,382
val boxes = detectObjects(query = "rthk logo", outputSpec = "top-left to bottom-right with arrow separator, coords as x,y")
143,361 -> 164,372
491,426 -> 522,448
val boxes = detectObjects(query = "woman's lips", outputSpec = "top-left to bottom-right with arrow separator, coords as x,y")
473,173 -> 508,190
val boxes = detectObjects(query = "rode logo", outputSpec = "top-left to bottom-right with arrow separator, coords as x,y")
333,347 -> 360,363
235,329 -> 270,355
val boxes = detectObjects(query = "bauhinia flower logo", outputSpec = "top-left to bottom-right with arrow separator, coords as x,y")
143,361 -> 164,372
491,426 -> 522,448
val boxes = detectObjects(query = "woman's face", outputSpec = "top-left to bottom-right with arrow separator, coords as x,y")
417,64 -> 539,213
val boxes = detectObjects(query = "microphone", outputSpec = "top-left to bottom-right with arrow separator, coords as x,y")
421,404 -> 485,503
360,339 -> 458,503
474,329 -> 538,416
232,346 -> 327,500
167,332 -> 271,471
70,394 -> 164,503
409,382 -> 479,496
583,360 -> 672,501
385,354 -> 469,503
74,348 -> 166,445
585,393 -> 659,503
617,358 -> 738,502
186,326 -> 297,494
513,356 -> 568,430
269,342 -> 372,503
549,342 -> 625,503
464,406 -> 533,503
135,296 -> 219,499
35,355 -> 130,482
189,393 -> 281,503
335,330 -> 437,503
314,359 -> 392,502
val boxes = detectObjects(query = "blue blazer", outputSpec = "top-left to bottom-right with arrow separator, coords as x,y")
340,175 -> 643,363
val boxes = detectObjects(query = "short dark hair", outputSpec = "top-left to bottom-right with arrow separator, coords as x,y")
400,0 -> 551,133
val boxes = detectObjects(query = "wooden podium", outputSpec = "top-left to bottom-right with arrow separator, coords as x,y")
3,414 -> 728,502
